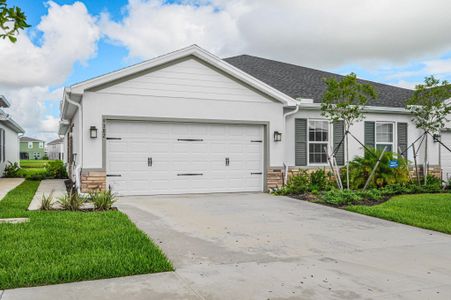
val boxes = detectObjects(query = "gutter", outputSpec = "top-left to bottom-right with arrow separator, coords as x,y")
63,88 -> 83,194
282,100 -> 301,184
0,109 -> 25,133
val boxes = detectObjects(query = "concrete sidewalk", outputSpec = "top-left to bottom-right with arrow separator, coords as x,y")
27,179 -> 67,210
0,178 -> 24,200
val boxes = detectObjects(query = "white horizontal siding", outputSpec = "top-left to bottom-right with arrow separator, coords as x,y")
98,58 -> 270,103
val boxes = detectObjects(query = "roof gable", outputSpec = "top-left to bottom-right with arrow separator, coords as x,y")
20,136 -> 44,142
68,45 -> 297,107
224,55 -> 414,108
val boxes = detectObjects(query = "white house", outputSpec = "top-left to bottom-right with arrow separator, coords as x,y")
0,95 -> 25,175
47,138 -> 64,160
58,45 -> 450,196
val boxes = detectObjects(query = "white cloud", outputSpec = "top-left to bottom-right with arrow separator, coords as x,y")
0,1 -> 100,141
0,1 -> 100,88
100,0 -> 241,59
423,58 -> 451,76
392,80 -> 418,90
101,0 -> 451,68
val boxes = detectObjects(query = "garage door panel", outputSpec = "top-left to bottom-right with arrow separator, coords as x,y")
107,121 -> 264,195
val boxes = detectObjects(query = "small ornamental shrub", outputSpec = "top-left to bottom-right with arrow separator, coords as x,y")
343,149 -> 410,189
3,162 -> 21,177
89,189 -> 117,211
309,169 -> 333,192
272,171 -> 310,195
40,191 -> 54,211
272,169 -> 336,195
46,160 -> 67,179
322,189 -> 363,206
58,189 -> 86,211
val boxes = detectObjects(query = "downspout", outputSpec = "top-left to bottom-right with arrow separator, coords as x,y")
282,102 -> 300,184
64,89 -> 82,194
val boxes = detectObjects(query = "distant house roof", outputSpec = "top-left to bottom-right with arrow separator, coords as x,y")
20,136 -> 44,143
47,138 -> 63,145
0,95 -> 11,108
224,55 -> 414,108
0,108 -> 24,133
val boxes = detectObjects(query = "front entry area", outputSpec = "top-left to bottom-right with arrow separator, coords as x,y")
106,120 -> 265,195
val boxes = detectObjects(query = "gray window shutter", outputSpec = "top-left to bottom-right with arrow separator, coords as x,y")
333,121 -> 345,165
295,119 -> 307,166
364,121 -> 375,149
397,122 -> 408,158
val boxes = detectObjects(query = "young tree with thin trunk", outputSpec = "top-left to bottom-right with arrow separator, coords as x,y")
0,0 -> 29,43
406,76 -> 451,184
321,73 -> 377,189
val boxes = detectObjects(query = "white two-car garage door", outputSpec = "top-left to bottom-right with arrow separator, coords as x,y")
106,120 -> 264,195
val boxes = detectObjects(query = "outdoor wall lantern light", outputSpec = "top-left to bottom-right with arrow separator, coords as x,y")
274,131 -> 282,142
90,126 -> 98,139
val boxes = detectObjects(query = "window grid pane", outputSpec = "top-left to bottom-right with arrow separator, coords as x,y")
376,123 -> 393,143
309,143 -> 328,164
309,120 -> 329,142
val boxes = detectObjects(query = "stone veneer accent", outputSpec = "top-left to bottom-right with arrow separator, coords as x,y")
81,171 -> 106,193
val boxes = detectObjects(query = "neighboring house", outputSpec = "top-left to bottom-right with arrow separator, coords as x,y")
0,95 -> 25,174
20,137 -> 45,160
58,45 -> 449,196
47,138 -> 64,160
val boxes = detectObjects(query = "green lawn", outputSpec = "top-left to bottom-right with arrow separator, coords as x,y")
18,168 -> 48,177
347,193 -> 451,234
20,160 -> 50,168
0,181 -> 173,290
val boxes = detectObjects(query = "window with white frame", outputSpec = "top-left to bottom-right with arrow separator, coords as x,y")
39,142 -> 44,148
28,142 -> 33,149
308,120 -> 329,164
375,122 -> 394,152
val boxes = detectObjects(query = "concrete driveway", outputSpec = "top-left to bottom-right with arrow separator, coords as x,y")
4,193 -> 451,299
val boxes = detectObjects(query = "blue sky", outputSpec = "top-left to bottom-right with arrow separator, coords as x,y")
1,0 -> 451,141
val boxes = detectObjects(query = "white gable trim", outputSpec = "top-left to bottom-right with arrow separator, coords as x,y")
69,45 -> 297,107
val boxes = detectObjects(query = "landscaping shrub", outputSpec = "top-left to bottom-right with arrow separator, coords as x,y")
89,189 -> 117,211
40,191 -> 54,211
344,149 -> 409,189
3,162 -> 21,177
309,169 -> 333,192
273,169 -> 335,195
322,189 -> 363,206
57,189 -> 86,211
272,170 -> 310,195
46,160 -> 67,179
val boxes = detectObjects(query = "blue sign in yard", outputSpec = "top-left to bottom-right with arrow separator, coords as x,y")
389,160 -> 399,168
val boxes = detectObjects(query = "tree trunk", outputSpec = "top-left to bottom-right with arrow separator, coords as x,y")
345,130 -> 350,190
424,133 -> 428,185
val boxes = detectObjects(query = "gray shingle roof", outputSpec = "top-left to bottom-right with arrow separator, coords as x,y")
224,55 -> 414,107
47,138 -> 64,145
20,136 -> 44,142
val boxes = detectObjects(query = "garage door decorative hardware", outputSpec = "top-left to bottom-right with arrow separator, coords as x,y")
106,137 -> 122,140
225,157 -> 230,166
106,174 -> 122,177
177,173 -> 203,176
177,138 -> 204,142
250,140 -> 262,143
251,172 -> 262,175
148,157 -> 152,167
